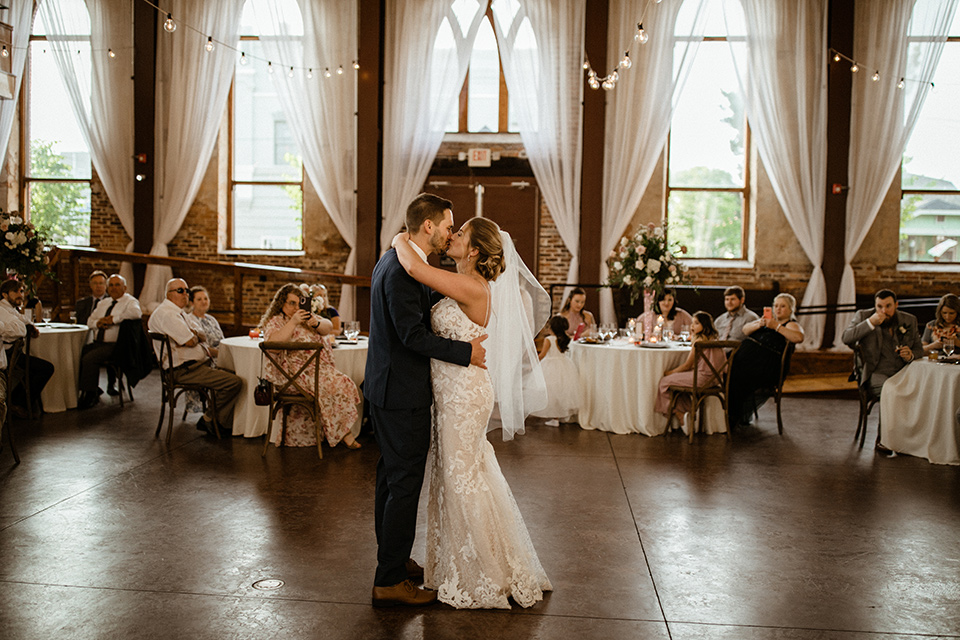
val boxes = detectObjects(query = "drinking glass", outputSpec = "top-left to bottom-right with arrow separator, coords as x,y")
69,311 -> 77,325
944,338 -> 956,358
42,309 -> 52,323
344,321 -> 361,342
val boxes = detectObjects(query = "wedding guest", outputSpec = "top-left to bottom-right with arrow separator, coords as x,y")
921,293 -> 960,354
188,286 -> 224,362
559,287 -> 596,337
148,278 -> 242,435
0,279 -> 54,417
531,315 -> 580,426
260,283 -> 360,449
0,318 -> 7,427
714,286 -> 759,341
75,270 -> 108,326
77,274 -> 142,409
728,293 -> 804,429
637,287 -> 694,335
309,283 -> 341,335
655,311 -> 725,430
842,289 -> 923,399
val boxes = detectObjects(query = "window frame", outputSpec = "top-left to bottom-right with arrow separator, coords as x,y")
450,6 -> 512,134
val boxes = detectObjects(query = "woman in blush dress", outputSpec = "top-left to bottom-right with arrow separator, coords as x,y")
559,287 -> 596,337
637,288 -> 693,336
392,217 -> 552,609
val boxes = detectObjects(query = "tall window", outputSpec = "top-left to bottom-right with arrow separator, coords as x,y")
230,0 -> 304,252
25,12 -> 92,246
900,11 -> 960,263
665,3 -> 747,260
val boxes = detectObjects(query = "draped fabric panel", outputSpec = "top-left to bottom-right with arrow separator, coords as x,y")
380,0 -> 485,252
598,0 -> 707,325
724,0 -> 828,350
492,0 -> 585,291
250,0 -> 359,321
140,0 -> 244,309
833,0 -> 959,349
0,1 -> 36,174
40,0 -> 136,284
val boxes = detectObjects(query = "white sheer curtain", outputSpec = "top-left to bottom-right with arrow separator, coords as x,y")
724,0 -> 828,350
251,0 -> 359,321
39,0 -> 135,283
380,0 -> 485,251
492,0 -> 585,290
598,0 -> 707,325
140,0 -> 244,308
833,0 -> 959,348
0,1 -> 35,167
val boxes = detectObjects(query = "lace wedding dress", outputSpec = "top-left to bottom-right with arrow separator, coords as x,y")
423,297 -> 552,609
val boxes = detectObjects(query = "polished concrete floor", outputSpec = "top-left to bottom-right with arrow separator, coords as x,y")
1,373 -> 959,640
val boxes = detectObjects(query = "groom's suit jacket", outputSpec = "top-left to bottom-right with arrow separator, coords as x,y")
364,248 -> 471,410
841,308 -> 923,386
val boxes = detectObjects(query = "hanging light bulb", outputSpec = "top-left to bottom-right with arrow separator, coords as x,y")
288,66 -> 294,78
336,65 -> 344,75
588,69 -> 597,79
163,14 -> 176,33
108,48 -> 116,58
897,77 -> 905,89
268,61 -> 274,74
205,37 -> 214,52
611,70 -> 620,82
1,46 -> 7,58
620,51 -> 632,69
352,60 -> 359,70
588,76 -> 600,90
602,78 -> 615,90
872,71 -> 880,82
582,60 -> 589,70
635,23 -> 648,44
850,63 -> 859,73
833,52 -> 841,62
307,68 -> 313,79
324,67 -> 332,78
239,52 -> 248,65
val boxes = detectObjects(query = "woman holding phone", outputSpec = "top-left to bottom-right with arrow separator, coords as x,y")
727,293 -> 804,429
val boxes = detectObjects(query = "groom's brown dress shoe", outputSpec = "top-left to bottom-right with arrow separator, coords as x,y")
405,558 -> 424,581
371,580 -> 438,607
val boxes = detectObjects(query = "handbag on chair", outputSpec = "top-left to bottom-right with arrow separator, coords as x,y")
254,351 -> 271,406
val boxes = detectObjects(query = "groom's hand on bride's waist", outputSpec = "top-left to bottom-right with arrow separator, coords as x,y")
470,334 -> 488,369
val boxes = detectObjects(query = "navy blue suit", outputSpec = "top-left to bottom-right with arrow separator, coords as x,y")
364,248 -> 471,586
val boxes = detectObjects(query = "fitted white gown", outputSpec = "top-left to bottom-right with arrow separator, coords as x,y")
423,297 -> 552,609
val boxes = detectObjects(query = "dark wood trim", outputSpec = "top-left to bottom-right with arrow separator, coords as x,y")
578,0 -> 607,312
823,0 -> 855,347
132,1 -> 157,294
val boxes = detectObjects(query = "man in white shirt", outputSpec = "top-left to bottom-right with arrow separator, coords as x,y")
77,274 -> 143,409
0,279 -> 54,416
148,278 -> 242,435
715,286 -> 760,341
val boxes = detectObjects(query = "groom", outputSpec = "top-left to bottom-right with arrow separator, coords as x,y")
365,193 -> 487,607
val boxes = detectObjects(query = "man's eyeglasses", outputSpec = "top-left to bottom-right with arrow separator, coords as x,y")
167,287 -> 188,294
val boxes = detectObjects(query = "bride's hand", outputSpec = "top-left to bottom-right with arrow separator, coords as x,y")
391,232 -> 409,249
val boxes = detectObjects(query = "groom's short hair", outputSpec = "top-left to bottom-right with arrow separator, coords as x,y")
406,193 -> 453,233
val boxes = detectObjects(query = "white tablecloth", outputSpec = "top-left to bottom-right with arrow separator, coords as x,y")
33,323 -> 91,413
218,336 -> 367,438
880,359 -> 960,465
569,341 -> 725,437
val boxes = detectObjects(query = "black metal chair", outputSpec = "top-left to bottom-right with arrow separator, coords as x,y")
259,341 -> 325,459
2,338 -> 24,464
148,332 -> 220,444
665,340 -> 741,443
753,341 -> 796,434
850,343 -> 880,448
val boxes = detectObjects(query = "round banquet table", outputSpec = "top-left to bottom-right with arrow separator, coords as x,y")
569,340 -> 726,437
33,323 -> 91,413
879,359 -> 960,465
218,336 -> 367,438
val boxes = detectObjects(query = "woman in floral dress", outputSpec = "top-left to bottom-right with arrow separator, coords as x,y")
260,284 -> 361,449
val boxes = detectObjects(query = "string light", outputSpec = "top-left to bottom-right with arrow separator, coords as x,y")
239,52 -> 248,65
267,61 -> 273,74
850,63 -> 858,73
833,53 -> 841,62
288,66 -> 294,78
897,77 -> 905,90
872,70 -> 880,82
582,60 -> 589,70
108,48 -> 115,58
205,37 -> 214,52
163,13 -> 176,32
336,65 -> 343,75
829,48 -> 933,90
324,67 -> 332,78
634,22 -> 648,44
620,51 -> 632,69
352,60 -> 359,70
307,68 -> 313,78
1,46 -> 9,58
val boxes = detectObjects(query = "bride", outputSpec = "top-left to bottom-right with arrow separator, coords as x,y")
392,216 -> 553,609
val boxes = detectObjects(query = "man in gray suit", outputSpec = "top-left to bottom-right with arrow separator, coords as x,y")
842,289 -> 924,398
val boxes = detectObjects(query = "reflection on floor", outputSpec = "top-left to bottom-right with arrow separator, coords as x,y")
1,371 -> 958,640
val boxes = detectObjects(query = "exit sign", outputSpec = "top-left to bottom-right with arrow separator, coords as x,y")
468,148 -> 491,167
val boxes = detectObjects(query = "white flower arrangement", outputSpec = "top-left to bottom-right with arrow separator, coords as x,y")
606,222 -> 690,303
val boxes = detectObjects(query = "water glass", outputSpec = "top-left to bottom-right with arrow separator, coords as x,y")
42,309 -> 52,323
944,337 -> 956,358
344,321 -> 361,342
69,311 -> 77,324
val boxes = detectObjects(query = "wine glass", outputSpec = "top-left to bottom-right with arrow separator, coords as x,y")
42,309 -> 52,324
344,320 -> 361,342
944,337 -> 956,358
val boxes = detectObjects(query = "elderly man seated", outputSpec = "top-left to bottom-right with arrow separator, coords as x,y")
714,285 -> 760,341
0,279 -> 54,417
842,289 -> 924,399
77,274 -> 143,409
147,278 -> 242,435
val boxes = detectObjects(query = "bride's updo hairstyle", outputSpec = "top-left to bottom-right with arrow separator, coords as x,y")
464,217 -> 505,281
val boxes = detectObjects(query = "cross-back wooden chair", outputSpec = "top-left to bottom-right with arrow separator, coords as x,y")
259,341 -> 325,459
752,340 -> 796,434
850,343 -> 880,448
148,332 -> 220,444
2,338 -> 23,464
665,339 -> 741,444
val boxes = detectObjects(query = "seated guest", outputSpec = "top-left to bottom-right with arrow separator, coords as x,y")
715,285 -> 760,341
77,274 -> 142,409
76,270 -> 108,326
309,283 -> 341,335
559,287 -> 596,338
728,293 -> 804,429
842,289 -> 923,399
0,279 -> 54,416
187,286 -> 224,362
637,287 -> 694,335
655,311 -> 725,430
0,318 -> 6,427
260,283 -> 360,449
148,278 -> 242,435
921,293 -> 959,354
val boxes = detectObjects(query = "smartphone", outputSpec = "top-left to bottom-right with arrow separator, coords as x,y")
763,306 -> 772,320
299,295 -> 313,312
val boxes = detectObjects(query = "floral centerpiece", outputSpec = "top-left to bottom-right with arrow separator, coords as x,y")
606,221 -> 690,304
2,211 -> 52,287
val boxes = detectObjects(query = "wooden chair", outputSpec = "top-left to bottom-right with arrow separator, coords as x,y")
753,341 -> 796,434
148,332 -> 220,444
259,341 -> 325,459
850,343 -> 880,448
23,332 -> 34,421
665,340 -> 741,444
1,338 -> 23,464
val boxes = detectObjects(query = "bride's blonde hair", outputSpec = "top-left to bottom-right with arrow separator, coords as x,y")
464,217 -> 505,281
